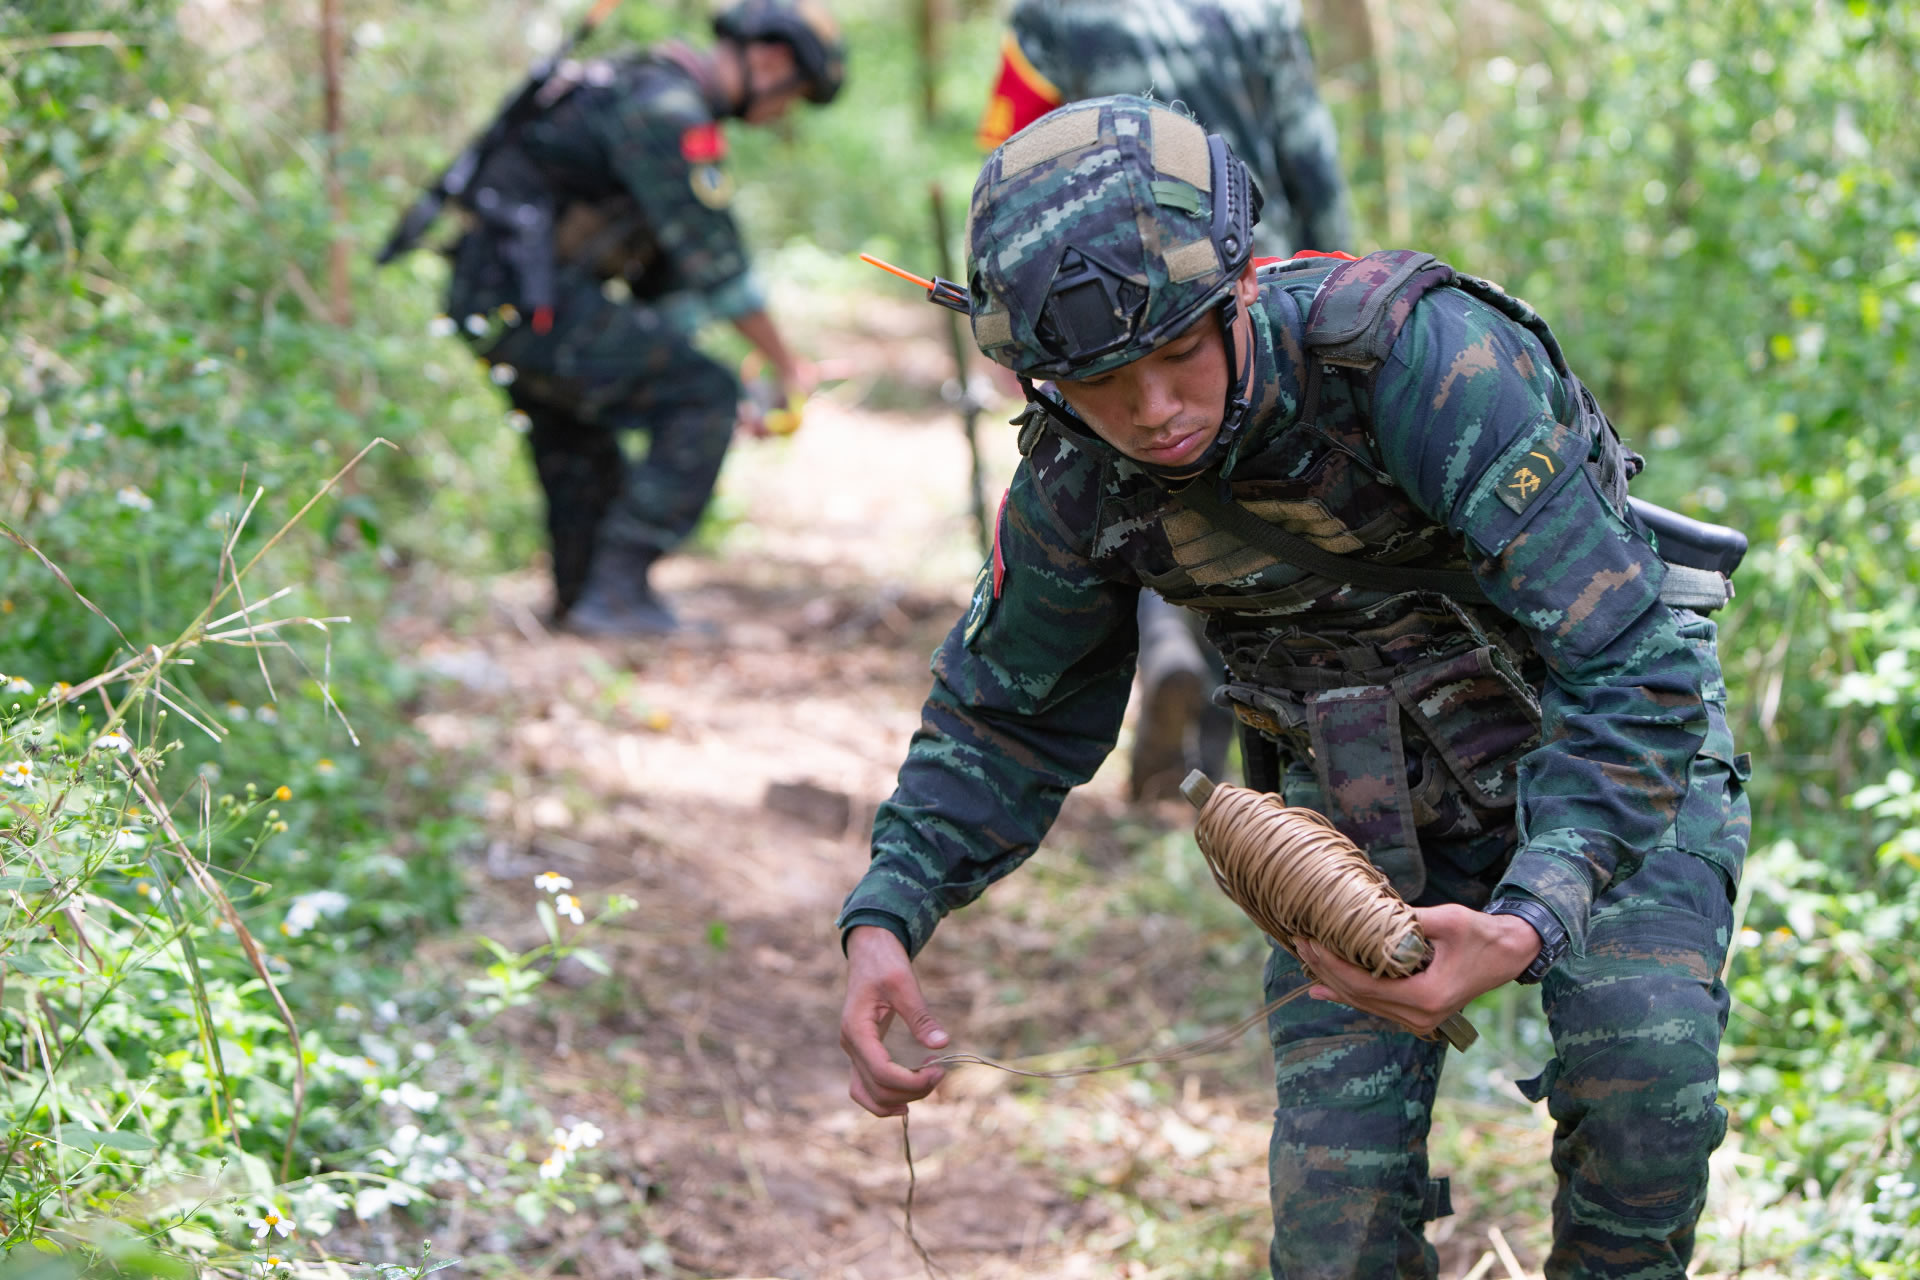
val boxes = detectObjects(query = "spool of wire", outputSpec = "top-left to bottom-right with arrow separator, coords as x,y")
1180,771 -> 1478,1051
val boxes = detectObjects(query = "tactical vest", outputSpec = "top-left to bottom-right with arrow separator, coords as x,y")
450,56 -> 680,318
1025,250 -> 1730,900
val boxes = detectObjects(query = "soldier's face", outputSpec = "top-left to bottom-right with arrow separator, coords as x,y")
1053,265 -> 1260,473
742,41 -> 806,124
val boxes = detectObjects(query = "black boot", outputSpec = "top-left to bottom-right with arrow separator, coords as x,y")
564,544 -> 679,636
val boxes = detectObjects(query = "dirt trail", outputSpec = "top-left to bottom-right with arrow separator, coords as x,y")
393,308 -> 1543,1278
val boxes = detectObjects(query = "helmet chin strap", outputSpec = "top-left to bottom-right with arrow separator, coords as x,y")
1018,293 -> 1255,484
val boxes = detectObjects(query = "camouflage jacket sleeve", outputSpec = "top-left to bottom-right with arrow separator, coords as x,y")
1368,289 -> 1714,954
1253,10 -> 1352,253
836,446 -> 1140,957
590,85 -> 761,312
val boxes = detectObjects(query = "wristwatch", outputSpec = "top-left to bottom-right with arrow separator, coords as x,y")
1483,896 -> 1569,985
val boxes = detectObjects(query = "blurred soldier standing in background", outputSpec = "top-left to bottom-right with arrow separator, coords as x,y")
978,0 -> 1354,796
443,0 -> 844,635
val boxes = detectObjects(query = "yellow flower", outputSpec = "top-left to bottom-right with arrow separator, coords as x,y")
274,785 -> 292,801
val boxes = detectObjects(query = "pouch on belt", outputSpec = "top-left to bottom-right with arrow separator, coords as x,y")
1304,685 -> 1425,900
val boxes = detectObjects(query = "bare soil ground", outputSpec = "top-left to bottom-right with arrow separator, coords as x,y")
386,301 -> 1760,1278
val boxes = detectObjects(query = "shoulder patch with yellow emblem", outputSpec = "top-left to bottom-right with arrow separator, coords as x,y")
1494,419 -> 1584,516
1460,416 -> 1592,559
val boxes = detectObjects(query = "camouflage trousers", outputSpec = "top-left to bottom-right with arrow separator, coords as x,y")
1262,831 -> 1736,1278
467,271 -> 737,609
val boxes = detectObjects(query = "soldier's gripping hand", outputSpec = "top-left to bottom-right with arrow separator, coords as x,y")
1296,906 -> 1539,1038
839,925 -> 950,1117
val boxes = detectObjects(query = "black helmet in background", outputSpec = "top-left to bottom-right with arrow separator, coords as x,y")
713,0 -> 847,105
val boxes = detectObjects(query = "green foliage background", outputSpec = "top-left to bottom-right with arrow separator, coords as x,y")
1,0 -> 1917,1274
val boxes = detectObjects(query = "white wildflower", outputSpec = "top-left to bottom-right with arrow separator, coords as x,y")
224,701 -> 250,722
562,1120 -> 603,1150
428,314 -> 457,338
2,761 -> 30,787
506,409 -> 532,433
280,889 -> 349,938
113,828 -> 147,851
43,681 -> 73,702
191,357 -> 221,375
538,1149 -> 567,1180
115,486 -> 154,512
247,1206 -> 296,1240
78,421 -> 106,441
488,362 -> 517,386
380,1081 -> 440,1112
533,871 -> 573,894
554,893 -> 584,925
462,314 -> 488,336
4,675 -> 32,695
91,730 -> 132,753
352,1183 -> 414,1221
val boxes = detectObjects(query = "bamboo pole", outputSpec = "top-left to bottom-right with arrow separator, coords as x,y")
321,0 -> 351,325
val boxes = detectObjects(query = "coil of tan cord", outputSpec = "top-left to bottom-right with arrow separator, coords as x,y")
1179,770 -> 1478,1051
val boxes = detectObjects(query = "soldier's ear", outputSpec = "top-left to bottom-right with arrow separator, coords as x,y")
1232,262 -> 1260,308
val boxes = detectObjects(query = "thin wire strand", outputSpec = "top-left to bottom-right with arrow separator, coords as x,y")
894,781 -> 1450,1270
897,984 -> 1312,1272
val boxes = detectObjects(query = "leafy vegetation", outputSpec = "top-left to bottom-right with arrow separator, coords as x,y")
1,0 -> 1916,1275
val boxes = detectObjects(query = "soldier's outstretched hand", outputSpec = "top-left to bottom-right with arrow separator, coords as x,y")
837,924 -> 948,1113
839,925 -> 950,1117
1296,905 -> 1539,1037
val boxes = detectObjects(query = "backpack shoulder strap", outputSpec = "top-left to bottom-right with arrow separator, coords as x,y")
1303,250 -> 1457,369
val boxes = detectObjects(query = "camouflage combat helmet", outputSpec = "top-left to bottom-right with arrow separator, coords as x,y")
968,96 -> 1262,377
967,95 -> 1264,473
713,0 -> 847,105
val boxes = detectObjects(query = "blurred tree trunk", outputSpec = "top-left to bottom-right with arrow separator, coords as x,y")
1305,0 -> 1406,246
321,0 -> 350,325
916,0 -> 940,124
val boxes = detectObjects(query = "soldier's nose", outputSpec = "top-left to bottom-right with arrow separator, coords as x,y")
1131,377 -> 1183,434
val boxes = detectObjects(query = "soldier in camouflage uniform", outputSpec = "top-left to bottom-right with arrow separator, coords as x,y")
978,0 -> 1355,797
977,0 -> 1352,259
446,0 -> 844,634
836,97 -> 1749,1278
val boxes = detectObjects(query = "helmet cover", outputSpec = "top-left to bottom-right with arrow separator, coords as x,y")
966,94 -> 1262,379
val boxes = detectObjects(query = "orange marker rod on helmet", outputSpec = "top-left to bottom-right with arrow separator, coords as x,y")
859,252 -> 971,316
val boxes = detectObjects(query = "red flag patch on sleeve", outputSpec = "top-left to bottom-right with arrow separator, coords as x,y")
976,32 -> 1064,150
680,122 -> 727,165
